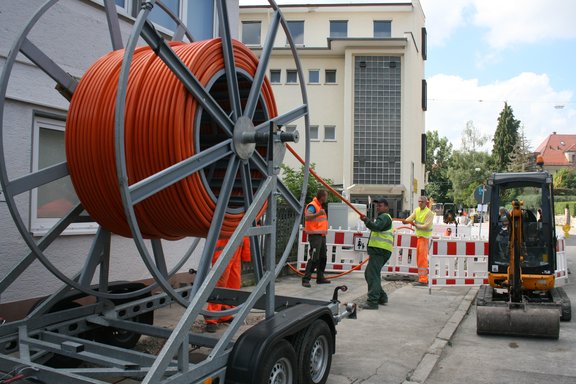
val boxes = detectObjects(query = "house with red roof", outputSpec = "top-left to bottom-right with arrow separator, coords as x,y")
534,132 -> 576,173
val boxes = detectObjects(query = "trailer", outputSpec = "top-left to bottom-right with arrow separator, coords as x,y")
0,1 -> 355,383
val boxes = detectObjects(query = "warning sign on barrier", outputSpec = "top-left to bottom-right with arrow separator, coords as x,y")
353,234 -> 369,251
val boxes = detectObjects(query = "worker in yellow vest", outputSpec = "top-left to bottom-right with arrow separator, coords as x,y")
402,196 -> 434,286
359,197 -> 394,309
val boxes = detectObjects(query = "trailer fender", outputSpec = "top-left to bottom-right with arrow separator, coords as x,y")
226,303 -> 336,384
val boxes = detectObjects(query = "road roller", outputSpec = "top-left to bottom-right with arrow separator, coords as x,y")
476,170 -> 571,339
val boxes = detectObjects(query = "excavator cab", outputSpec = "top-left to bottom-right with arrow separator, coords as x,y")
487,174 -> 556,291
476,171 -> 571,339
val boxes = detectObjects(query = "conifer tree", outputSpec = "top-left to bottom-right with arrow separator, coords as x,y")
492,102 -> 520,172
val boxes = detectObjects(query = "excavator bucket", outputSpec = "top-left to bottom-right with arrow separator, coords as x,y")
477,305 -> 560,339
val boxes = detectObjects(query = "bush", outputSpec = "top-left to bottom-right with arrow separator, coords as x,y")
554,194 -> 576,202
554,201 -> 576,216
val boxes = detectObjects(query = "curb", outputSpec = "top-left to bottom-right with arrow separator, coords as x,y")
402,286 -> 479,384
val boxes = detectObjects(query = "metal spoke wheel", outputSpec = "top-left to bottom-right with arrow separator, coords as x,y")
294,319 -> 334,384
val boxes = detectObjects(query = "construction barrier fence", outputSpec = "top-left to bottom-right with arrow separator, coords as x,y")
296,228 -> 569,289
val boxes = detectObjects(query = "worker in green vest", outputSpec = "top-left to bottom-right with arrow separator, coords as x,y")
402,196 -> 434,286
359,197 -> 394,309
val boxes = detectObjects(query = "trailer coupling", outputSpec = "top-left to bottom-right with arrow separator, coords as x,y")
331,285 -> 357,321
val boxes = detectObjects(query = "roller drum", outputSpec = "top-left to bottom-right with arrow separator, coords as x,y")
476,305 -> 561,339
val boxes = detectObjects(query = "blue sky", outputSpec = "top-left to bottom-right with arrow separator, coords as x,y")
421,0 -> 576,150
240,0 -> 576,151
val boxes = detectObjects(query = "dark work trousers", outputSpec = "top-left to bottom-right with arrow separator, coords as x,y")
364,246 -> 392,305
303,234 -> 328,283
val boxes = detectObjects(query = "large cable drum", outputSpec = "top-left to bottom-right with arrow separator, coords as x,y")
66,39 -> 275,240
0,1 -> 315,382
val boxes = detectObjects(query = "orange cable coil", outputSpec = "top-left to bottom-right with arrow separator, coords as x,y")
66,39 -> 276,240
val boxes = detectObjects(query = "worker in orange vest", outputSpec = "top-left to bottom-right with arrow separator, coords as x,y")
205,236 -> 251,333
302,189 -> 331,287
402,196 -> 434,286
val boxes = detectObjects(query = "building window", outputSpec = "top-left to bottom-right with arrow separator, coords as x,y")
325,70 -> 337,84
286,21 -> 304,45
330,20 -> 348,38
324,126 -> 336,141
422,79 -> 427,111
308,69 -> 320,84
374,20 -> 391,38
353,56 -> 401,185
149,0 -> 181,31
286,69 -> 298,84
421,27 -> 427,60
114,0 -> 129,10
270,69 -> 281,83
32,116 -> 97,235
242,21 -> 261,46
310,125 -> 319,141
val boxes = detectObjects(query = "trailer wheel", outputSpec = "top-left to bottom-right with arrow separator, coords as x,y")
256,339 -> 296,384
294,319 -> 333,384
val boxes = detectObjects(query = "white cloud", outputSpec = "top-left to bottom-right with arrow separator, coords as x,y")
419,0 -> 473,46
426,73 -> 576,151
472,0 -> 576,49
420,0 -> 576,49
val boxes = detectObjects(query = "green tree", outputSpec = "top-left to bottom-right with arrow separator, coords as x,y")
507,125 -> 532,172
280,164 -> 339,204
553,168 -> 576,190
424,130 -> 453,203
447,150 -> 492,207
447,121 -> 492,208
492,102 -> 520,172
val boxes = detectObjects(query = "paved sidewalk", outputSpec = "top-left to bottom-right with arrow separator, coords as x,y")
125,271 -> 475,384
273,273 -> 475,384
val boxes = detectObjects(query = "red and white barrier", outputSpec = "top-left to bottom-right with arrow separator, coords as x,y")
556,238 -> 568,286
428,238 -> 489,288
296,228 -> 569,289
297,228 -> 369,272
383,232 -> 418,277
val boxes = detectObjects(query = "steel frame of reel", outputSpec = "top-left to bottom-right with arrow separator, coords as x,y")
0,0 -> 313,382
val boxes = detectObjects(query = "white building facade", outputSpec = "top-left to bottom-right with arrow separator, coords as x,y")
240,1 -> 427,217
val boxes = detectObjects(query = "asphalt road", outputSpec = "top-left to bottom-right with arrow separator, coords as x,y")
425,237 -> 576,384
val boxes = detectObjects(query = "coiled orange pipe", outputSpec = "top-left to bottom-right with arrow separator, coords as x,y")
66,39 -> 276,240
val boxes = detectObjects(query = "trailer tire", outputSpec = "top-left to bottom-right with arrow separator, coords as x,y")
294,319 -> 333,384
256,339 -> 296,384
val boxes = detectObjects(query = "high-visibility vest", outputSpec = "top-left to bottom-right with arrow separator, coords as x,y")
367,213 -> 393,251
415,207 -> 433,237
304,197 -> 328,235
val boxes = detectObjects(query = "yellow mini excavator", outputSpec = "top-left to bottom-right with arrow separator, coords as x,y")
476,171 -> 571,339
